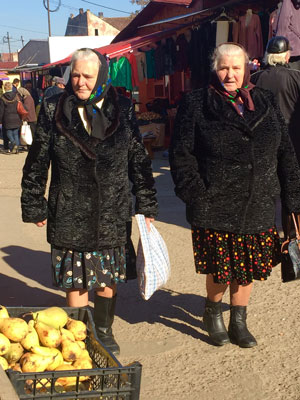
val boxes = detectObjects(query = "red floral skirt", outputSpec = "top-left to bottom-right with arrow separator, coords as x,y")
192,227 -> 282,285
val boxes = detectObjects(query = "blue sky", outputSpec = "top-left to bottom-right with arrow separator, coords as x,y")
1,0 -> 140,53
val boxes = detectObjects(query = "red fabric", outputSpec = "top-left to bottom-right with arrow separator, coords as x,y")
128,53 -> 139,88
233,13 -> 263,58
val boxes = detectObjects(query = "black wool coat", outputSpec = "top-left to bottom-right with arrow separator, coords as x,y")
169,87 -> 300,234
21,87 -> 158,251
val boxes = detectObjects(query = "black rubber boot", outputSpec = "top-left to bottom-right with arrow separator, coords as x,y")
203,298 -> 230,346
94,295 -> 120,356
228,306 -> 257,348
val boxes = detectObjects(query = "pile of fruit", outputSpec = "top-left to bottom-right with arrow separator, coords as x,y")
0,305 -> 93,393
137,111 -> 161,121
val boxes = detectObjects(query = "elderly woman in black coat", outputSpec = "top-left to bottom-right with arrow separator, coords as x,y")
169,43 -> 300,348
21,48 -> 158,355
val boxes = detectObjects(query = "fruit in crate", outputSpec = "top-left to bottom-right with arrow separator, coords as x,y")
0,333 -> 10,356
30,346 -> 64,371
21,320 -> 39,350
60,327 -> 76,342
0,305 -> 9,319
31,307 -> 68,330
0,356 -> 9,370
0,318 -> 28,342
66,318 -> 87,341
35,320 -> 61,348
3,342 -> 24,365
20,352 -> 56,373
61,336 -> 83,362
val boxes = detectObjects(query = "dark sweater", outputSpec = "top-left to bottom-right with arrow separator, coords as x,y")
169,87 -> 300,234
21,87 -> 158,251
0,91 -> 22,129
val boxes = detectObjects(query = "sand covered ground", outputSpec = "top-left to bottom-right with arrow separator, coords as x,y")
1,148 -> 300,400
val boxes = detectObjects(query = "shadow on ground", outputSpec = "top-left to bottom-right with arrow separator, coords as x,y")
1,245 -> 65,306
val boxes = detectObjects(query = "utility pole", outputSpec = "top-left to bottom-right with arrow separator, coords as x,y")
3,32 -> 12,61
47,0 -> 51,36
21,36 -> 24,47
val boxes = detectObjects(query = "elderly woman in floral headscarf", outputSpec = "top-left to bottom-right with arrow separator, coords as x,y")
169,43 -> 300,348
21,48 -> 158,355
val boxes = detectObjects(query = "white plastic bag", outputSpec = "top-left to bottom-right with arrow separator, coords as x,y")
135,214 -> 170,300
20,121 -> 33,145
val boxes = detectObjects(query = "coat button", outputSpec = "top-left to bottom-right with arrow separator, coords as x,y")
247,164 -> 253,170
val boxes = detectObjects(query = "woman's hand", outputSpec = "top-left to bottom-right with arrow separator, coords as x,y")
36,219 -> 47,227
145,217 -> 154,232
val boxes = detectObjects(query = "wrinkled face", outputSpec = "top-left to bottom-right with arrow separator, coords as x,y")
71,59 -> 99,100
216,54 -> 245,91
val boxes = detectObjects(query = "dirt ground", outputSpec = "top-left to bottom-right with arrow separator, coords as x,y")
1,146 -> 300,400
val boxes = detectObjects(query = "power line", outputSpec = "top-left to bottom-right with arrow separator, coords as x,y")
0,24 -> 48,36
81,0 -> 132,14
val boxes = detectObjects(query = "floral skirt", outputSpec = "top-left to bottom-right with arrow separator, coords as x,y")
192,227 -> 282,285
51,246 -> 126,290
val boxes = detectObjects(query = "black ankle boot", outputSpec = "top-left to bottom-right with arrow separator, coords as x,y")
203,298 -> 230,346
94,295 -> 120,356
228,306 -> 257,348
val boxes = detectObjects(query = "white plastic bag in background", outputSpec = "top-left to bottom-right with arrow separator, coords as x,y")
20,121 -> 33,145
135,214 -> 170,300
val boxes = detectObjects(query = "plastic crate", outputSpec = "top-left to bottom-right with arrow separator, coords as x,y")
5,307 -> 141,400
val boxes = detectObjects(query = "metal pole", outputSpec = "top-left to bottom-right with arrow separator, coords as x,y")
47,0 -> 51,36
7,32 -> 11,61
21,36 -> 24,47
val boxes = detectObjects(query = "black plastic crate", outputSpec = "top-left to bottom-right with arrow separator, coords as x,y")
5,307 -> 141,400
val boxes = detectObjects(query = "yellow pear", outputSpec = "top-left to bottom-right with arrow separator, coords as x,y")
61,336 -> 83,362
79,349 -> 92,361
73,357 -> 93,370
66,318 -> 87,341
4,343 -> 24,365
31,307 -> 68,330
34,321 -> 61,348
0,318 -> 28,342
76,340 -> 86,350
60,327 -> 75,342
55,364 -> 77,386
20,352 -> 55,373
0,356 -> 9,370
11,362 -> 22,372
0,333 -> 10,356
30,346 -> 64,371
0,305 -> 9,319
21,321 -> 39,350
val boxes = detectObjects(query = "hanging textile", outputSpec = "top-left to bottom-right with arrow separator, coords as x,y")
216,21 -> 230,46
136,52 -> 147,82
154,42 -> 165,79
175,33 -> 189,72
109,57 -> 133,91
233,11 -> 263,58
145,49 -> 156,79
128,53 -> 139,88
276,0 -> 300,56
164,37 -> 177,76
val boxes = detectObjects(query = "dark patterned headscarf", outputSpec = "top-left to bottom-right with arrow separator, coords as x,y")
210,43 -> 255,115
63,48 -> 112,140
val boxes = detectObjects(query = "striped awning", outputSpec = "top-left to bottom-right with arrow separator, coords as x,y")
0,71 -> 9,80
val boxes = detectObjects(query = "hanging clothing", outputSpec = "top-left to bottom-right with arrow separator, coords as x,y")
276,0 -> 300,56
136,52 -> 147,82
109,57 -> 133,91
269,8 -> 281,39
128,53 -> 139,88
164,37 -> 177,76
216,21 -> 230,46
175,33 -> 189,72
145,49 -> 156,79
154,42 -> 165,79
233,13 -> 263,58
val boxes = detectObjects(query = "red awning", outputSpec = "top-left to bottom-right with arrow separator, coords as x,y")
42,23 -> 185,69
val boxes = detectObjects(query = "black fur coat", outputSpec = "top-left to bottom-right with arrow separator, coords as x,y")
169,87 -> 300,234
21,87 -> 158,251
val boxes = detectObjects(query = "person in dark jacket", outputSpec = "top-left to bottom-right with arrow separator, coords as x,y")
169,42 -> 300,348
251,36 -> 300,163
0,81 -> 22,153
21,48 -> 158,355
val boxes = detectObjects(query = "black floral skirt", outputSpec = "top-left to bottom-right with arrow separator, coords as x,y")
51,246 -> 126,290
192,227 -> 282,285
